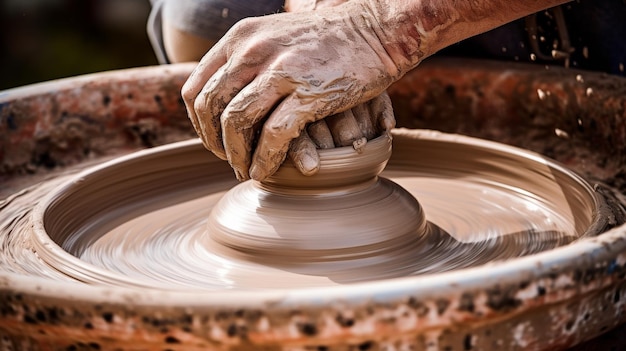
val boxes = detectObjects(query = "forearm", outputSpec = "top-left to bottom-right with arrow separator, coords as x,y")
360,0 -> 571,76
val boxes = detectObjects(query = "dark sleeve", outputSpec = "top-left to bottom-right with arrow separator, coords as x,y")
147,0 -> 168,64
147,0 -> 284,64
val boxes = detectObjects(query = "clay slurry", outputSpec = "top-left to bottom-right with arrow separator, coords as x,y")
3,131 -> 601,290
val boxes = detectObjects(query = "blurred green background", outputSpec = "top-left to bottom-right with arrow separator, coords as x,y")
0,0 -> 158,90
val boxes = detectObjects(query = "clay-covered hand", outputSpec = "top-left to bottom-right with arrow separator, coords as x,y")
182,1 -> 412,181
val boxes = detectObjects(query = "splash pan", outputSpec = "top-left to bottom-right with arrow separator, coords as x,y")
32,130 -> 606,291
0,129 -> 623,350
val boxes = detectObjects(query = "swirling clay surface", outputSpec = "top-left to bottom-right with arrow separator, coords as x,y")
2,130 -> 601,291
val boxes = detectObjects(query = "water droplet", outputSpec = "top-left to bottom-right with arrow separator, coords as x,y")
552,50 -> 569,60
537,89 -> 547,100
582,47 -> 589,59
576,75 -> 584,83
540,36 -> 546,42
577,118 -> 583,126
530,53 -> 537,61
221,8 -> 229,18
555,129 -> 569,139
586,87 -> 593,97
501,47 -> 507,53
619,63 -> 624,73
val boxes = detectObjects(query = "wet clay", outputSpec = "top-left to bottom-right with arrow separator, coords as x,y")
8,129 -> 604,291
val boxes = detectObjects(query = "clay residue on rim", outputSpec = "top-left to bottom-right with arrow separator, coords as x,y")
10,130 -> 603,291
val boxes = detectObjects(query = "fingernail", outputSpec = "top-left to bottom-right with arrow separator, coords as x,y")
249,164 -> 263,181
298,153 -> 319,176
233,167 -> 249,182
382,118 -> 395,131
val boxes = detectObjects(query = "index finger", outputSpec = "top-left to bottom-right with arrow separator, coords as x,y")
249,94 -> 318,181
181,42 -> 228,140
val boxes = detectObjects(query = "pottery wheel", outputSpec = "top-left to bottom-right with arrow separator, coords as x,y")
8,129 -> 605,291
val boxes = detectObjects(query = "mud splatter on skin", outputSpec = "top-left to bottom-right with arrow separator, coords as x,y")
362,0 -> 569,75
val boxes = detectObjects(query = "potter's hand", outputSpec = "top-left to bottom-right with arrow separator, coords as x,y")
182,1 -> 409,181
284,0 -> 395,177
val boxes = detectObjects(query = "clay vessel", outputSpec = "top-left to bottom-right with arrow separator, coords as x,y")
207,133 -> 440,279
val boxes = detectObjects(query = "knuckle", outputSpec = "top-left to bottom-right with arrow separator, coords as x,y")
262,122 -> 281,140
238,39 -> 276,65
264,120 -> 300,141
262,125 -> 287,146
181,82 -> 198,105
192,93 -> 207,115
229,17 -> 262,38
221,113 -> 243,130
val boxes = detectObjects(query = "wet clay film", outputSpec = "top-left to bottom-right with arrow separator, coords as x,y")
0,130 -> 604,292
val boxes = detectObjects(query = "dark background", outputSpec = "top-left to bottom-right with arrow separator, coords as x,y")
1,0 -> 623,91
0,0 -> 157,90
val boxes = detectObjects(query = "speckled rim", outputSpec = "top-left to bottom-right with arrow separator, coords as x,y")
18,128 -> 624,312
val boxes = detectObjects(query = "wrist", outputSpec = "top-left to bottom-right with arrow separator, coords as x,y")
355,0 -> 434,78
355,0 -> 428,79
322,0 -> 422,81
357,0 -> 571,77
